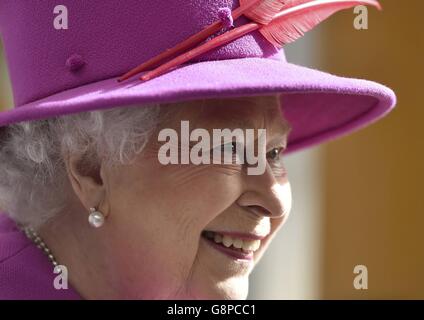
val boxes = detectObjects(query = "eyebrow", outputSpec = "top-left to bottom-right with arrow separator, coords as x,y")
195,117 -> 292,147
198,107 -> 290,127
266,105 -> 292,139
276,118 -> 292,136
194,97 -> 292,134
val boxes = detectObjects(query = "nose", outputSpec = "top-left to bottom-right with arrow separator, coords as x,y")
237,163 -> 292,219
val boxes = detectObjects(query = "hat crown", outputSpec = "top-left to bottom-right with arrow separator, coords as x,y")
0,0 -> 284,107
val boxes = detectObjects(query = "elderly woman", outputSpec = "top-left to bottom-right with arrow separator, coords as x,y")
0,1 -> 395,299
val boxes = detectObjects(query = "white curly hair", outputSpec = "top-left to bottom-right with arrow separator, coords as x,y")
0,103 -> 164,229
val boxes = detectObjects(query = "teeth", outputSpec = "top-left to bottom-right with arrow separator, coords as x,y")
242,239 -> 260,251
222,235 -> 233,248
233,239 -> 243,249
214,233 -> 222,244
204,231 -> 261,252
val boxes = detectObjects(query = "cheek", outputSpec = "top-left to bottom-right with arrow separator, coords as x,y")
273,181 -> 292,217
165,165 -> 244,223
104,166 -> 244,297
269,181 -> 292,235
110,163 -> 243,245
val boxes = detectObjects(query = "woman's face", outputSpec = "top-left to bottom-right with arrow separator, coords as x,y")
100,95 -> 292,299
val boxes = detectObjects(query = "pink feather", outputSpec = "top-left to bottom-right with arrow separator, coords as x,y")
260,0 -> 381,48
239,0 -> 287,24
284,0 -> 324,8
138,0 -> 382,81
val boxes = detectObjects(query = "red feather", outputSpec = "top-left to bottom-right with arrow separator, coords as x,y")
260,0 -> 381,48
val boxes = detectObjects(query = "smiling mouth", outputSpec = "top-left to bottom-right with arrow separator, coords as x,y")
201,230 -> 261,261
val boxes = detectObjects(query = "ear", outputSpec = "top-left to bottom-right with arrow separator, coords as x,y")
64,152 -> 109,216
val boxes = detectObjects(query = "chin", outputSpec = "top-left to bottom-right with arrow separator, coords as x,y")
190,276 -> 250,300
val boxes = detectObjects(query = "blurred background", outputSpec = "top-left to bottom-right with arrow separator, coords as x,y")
1,0 -> 423,299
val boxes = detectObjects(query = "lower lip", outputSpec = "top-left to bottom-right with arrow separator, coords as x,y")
202,236 -> 255,261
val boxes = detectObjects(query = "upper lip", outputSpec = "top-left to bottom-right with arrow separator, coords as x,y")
203,230 -> 268,241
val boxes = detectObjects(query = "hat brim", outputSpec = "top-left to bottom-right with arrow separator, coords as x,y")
0,57 -> 396,153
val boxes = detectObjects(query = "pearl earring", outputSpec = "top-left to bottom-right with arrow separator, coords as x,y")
88,207 -> 105,228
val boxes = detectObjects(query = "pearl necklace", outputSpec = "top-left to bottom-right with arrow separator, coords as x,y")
23,227 -> 59,267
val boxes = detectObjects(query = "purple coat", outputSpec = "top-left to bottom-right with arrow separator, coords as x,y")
0,213 -> 80,299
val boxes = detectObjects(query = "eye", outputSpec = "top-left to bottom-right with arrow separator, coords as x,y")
211,141 -> 244,164
267,147 -> 283,161
267,147 -> 287,177
213,141 -> 238,154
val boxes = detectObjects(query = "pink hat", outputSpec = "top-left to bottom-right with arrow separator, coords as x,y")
0,0 -> 396,153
